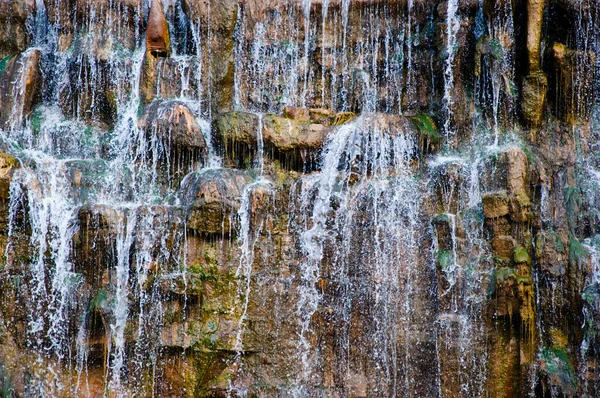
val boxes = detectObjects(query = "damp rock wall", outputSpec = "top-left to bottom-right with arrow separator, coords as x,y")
0,0 -> 598,397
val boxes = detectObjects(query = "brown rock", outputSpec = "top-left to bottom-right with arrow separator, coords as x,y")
502,147 -> 528,193
0,153 -> 19,201
262,114 -> 330,152
309,108 -> 335,126
491,235 -> 517,262
526,0 -> 545,72
0,49 -> 42,128
180,169 -> 253,235
509,190 -> 531,223
146,0 -> 170,57
283,106 -> 310,122
0,0 -> 35,59
212,111 -> 261,145
521,71 -> 547,127
482,191 -> 510,219
139,100 -> 207,151
553,42 -> 596,123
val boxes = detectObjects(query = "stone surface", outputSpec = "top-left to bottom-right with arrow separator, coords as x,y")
0,49 -> 42,128
139,100 -> 207,152
180,169 -> 253,235
483,191 -> 510,219
522,71 -> 548,127
146,0 -> 170,56
0,0 -> 35,59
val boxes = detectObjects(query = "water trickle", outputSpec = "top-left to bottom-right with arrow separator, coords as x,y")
444,0 -> 460,142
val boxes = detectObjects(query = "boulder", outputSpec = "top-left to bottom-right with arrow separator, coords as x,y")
180,169 -> 253,235
283,106 -> 310,123
262,114 -> 330,152
139,100 -> 207,153
482,191 -> 510,219
309,108 -> 335,126
212,111 -> 261,146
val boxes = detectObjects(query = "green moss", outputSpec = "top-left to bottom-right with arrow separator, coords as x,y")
88,288 -> 108,312
436,250 -> 453,271
0,55 -> 14,76
539,347 -> 576,390
409,114 -> 439,146
513,246 -> 531,265
0,364 -> 13,398
520,145 -> 535,165
569,235 -> 587,267
432,213 -> 451,225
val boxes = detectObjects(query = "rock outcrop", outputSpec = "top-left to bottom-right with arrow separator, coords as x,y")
0,0 -> 599,397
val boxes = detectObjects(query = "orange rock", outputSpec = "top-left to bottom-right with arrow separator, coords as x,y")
146,0 -> 170,57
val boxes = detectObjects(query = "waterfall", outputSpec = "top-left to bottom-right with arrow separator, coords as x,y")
444,0 -> 460,141
292,116 -> 421,394
1,0 -> 600,396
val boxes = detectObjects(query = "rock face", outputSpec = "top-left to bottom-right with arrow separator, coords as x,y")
146,0 -> 170,56
0,0 -> 35,59
180,168 -> 253,235
0,0 -> 600,397
0,49 -> 42,128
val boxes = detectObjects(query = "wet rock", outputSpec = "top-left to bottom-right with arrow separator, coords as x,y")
0,0 -> 35,59
45,0 -> 143,53
139,100 -> 207,153
147,0 -> 170,57
182,0 -> 237,114
521,71 -> 548,127
0,153 -> 19,200
262,114 -> 330,152
309,108 -> 335,126
213,111 -> 334,169
60,56 -> 117,129
182,0 -> 238,34
492,235 -> 517,262
535,230 -> 568,277
502,147 -> 528,193
73,205 -> 126,280
180,169 -> 253,235
482,191 -> 510,219
509,190 -> 532,223
432,214 -> 454,251
0,49 -> 42,128
333,111 -> 358,126
553,42 -> 597,123
213,111 -> 261,146
526,0 -> 545,72
283,106 -> 310,123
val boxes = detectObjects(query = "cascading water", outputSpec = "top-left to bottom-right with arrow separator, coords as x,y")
1,0 -> 600,397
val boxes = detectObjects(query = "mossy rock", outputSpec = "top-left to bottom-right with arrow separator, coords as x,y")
482,191 -> 510,219
409,114 -> 439,149
332,111 -> 357,126
513,246 -> 531,265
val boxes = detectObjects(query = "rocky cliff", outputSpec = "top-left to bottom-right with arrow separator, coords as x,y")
0,0 -> 598,397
